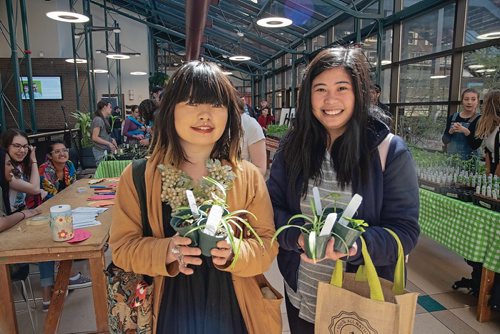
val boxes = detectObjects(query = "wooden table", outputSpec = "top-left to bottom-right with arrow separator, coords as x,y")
0,179 -> 113,333
419,189 -> 500,322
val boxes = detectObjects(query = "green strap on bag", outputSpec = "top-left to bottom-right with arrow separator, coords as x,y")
330,228 -> 406,302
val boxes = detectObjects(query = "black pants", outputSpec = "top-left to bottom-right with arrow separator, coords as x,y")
285,290 -> 314,334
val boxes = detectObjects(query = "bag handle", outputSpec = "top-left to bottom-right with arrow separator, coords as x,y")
330,228 -> 405,302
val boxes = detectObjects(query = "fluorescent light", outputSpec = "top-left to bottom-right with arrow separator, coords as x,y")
381,60 -> 391,65
106,54 -> 130,60
130,71 -> 148,76
222,71 -> 233,75
430,75 -> 447,79
257,17 -> 293,28
229,55 -> 251,61
91,69 -> 108,73
46,11 -> 89,23
468,64 -> 485,69
65,58 -> 87,63
477,31 -> 500,40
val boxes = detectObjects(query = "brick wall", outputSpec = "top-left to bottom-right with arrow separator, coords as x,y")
0,58 -> 90,132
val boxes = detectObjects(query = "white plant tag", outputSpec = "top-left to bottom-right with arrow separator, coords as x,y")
312,186 -> 322,214
320,213 -> 337,236
338,194 -> 363,226
203,205 -> 223,236
185,190 -> 199,218
309,231 -> 317,259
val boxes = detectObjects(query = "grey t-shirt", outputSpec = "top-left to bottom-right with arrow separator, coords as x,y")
91,116 -> 112,151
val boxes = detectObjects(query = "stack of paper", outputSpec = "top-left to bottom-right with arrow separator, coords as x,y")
72,207 -> 108,228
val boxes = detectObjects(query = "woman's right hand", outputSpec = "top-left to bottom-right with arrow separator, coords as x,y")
166,235 -> 202,275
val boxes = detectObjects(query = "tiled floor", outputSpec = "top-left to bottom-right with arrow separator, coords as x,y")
12,235 -> 500,333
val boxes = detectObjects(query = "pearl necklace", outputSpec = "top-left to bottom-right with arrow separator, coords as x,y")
157,159 -> 235,211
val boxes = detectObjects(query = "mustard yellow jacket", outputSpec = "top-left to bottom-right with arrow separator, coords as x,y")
110,157 -> 281,333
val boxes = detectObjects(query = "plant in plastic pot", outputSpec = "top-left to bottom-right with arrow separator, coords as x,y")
331,217 -> 367,254
184,177 -> 264,267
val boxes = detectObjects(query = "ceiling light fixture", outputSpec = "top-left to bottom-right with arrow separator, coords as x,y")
106,54 -> 130,60
130,71 -> 148,75
96,49 -> 140,59
91,69 -> 108,73
477,31 -> 500,40
229,55 -> 251,61
476,69 -> 496,73
222,71 -> 233,75
257,17 -> 292,28
430,75 -> 447,79
46,11 -> 89,23
468,64 -> 485,69
381,60 -> 391,65
65,58 -> 87,63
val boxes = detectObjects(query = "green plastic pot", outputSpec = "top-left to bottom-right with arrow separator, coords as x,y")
301,223 -> 331,260
332,222 -> 362,254
320,207 -> 344,222
170,209 -> 199,246
198,230 -> 226,257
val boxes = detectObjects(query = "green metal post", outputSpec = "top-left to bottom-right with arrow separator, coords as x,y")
291,53 -> 296,108
83,0 -> 95,110
104,0 -> 111,96
70,22 -> 81,111
6,0 -> 25,130
115,26 -> 123,110
0,77 -> 6,132
20,0 -> 37,132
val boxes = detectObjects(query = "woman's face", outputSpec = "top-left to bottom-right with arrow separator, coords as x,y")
49,143 -> 69,165
4,154 -> 14,182
132,108 -> 140,118
311,67 -> 355,141
103,103 -> 112,116
8,135 -> 29,163
174,102 -> 228,152
462,92 -> 479,113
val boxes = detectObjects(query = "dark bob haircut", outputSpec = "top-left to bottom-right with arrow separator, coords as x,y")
150,60 -> 241,167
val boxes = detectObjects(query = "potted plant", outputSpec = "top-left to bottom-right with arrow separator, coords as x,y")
331,217 -> 367,254
71,111 -> 96,168
169,177 -> 264,267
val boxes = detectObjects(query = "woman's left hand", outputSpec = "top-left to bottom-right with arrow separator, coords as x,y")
211,240 -> 234,266
299,236 -> 358,263
29,145 -> 36,161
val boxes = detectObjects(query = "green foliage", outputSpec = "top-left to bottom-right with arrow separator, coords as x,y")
71,111 -> 93,148
149,72 -> 169,90
266,124 -> 289,138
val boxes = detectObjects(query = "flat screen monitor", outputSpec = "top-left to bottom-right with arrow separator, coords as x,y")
20,76 -> 63,100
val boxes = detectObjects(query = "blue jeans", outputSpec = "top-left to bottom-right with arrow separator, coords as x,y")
39,261 -> 55,288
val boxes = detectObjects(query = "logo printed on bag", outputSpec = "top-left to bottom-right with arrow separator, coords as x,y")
329,311 -> 378,334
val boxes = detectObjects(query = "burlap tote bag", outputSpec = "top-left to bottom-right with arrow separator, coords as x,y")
315,229 -> 418,334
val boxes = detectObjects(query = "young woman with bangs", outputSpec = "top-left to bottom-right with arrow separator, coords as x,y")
109,60 -> 280,334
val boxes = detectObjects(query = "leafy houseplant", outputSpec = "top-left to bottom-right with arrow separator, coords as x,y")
331,217 -> 367,254
169,177 -> 263,267
71,111 -> 93,148
266,124 -> 289,139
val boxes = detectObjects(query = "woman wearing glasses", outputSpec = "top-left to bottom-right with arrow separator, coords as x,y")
38,140 -> 91,310
0,129 -> 47,211
39,140 -> 76,200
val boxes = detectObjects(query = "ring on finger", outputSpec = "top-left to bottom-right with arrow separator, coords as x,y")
171,245 -> 180,255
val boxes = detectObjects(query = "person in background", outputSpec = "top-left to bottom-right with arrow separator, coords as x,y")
37,140 -> 91,310
111,106 -> 123,145
442,88 -> 482,160
267,47 -> 420,333
369,84 -> 391,127
137,99 -> 157,146
475,89 -> 500,176
110,60 -> 280,333
91,100 -> 118,164
122,105 -> 146,145
256,100 -> 269,119
241,96 -> 257,119
0,148 -> 40,233
239,98 -> 267,176
151,86 -> 163,106
258,107 -> 275,131
1,129 -> 47,210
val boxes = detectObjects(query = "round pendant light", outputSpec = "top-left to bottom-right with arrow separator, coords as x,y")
229,55 -> 251,61
256,17 -> 292,28
130,71 -> 148,76
477,31 -> 500,40
106,54 -> 130,60
46,11 -> 90,23
65,58 -> 87,63
91,69 -> 108,73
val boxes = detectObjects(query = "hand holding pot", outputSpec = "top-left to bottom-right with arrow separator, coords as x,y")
298,234 -> 358,263
211,239 -> 234,266
166,235 -> 202,275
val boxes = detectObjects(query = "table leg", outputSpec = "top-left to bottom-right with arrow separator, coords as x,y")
476,267 -> 495,322
0,264 -> 18,334
44,260 -> 72,333
89,254 -> 109,332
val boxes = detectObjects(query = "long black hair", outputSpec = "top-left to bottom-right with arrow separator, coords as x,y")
94,100 -> 111,133
283,47 -> 373,197
1,128 -> 32,180
0,148 -> 12,215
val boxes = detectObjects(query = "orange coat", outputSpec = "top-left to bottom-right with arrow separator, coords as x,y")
110,157 -> 281,333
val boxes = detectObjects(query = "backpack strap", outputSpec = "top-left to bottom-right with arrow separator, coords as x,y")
131,159 -> 151,237
451,112 -> 459,122
378,133 -> 394,173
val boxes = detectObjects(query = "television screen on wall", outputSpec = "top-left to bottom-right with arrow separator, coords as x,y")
20,76 -> 63,100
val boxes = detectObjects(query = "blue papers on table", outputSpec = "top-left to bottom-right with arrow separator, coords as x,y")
72,207 -> 108,228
